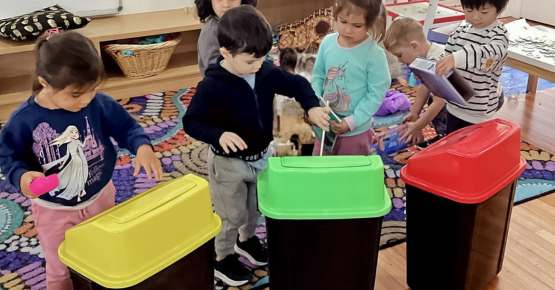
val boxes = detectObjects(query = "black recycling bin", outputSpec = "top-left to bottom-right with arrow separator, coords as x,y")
401,119 -> 526,290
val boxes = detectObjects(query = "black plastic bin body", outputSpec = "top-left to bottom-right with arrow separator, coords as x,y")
266,217 -> 384,290
406,181 -> 516,290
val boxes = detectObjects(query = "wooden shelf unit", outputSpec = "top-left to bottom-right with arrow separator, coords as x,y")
0,8 -> 201,121
0,1 -> 336,121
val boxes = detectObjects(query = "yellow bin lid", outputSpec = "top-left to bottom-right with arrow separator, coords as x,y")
59,174 -> 221,288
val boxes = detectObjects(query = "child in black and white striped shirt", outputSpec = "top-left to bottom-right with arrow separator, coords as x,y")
436,0 -> 509,134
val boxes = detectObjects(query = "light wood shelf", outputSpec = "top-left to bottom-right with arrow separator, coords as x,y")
0,75 -> 31,106
0,9 -> 201,121
0,51 -> 199,106
0,1 -> 336,121
101,51 -> 201,99
0,9 -> 201,56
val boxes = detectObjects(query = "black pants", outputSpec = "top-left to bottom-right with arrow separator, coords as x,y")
445,93 -> 503,135
446,112 -> 473,135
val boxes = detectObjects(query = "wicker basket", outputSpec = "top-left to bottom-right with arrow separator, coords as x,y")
104,37 -> 181,78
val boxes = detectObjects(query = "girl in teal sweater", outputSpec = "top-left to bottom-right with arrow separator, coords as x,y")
312,0 -> 391,155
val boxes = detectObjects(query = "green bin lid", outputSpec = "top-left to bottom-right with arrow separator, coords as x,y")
257,156 -> 391,220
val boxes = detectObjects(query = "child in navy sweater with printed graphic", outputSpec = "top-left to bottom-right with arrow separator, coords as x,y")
0,31 -> 162,290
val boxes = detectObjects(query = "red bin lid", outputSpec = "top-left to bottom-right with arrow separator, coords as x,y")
400,119 -> 526,204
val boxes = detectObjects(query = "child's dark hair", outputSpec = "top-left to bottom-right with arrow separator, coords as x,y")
217,5 -> 272,57
33,31 -> 105,93
334,0 -> 382,27
195,0 -> 258,22
334,0 -> 386,41
279,48 -> 298,73
460,0 -> 508,12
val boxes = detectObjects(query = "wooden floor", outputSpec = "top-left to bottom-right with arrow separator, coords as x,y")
497,90 -> 555,153
375,89 -> 555,290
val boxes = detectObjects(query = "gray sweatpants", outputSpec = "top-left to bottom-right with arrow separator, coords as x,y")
208,151 -> 268,260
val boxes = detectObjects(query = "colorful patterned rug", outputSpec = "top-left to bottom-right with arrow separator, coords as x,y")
0,87 -> 554,290
501,66 -> 555,97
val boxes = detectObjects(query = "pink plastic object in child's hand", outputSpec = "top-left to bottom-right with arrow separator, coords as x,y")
29,174 -> 59,196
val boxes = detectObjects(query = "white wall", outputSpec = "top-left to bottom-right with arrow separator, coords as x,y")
121,0 -> 193,15
500,0 -> 522,18
520,0 -> 555,26
499,0 -> 555,26
0,0 -> 194,19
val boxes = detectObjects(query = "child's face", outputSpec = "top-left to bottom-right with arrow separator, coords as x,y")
463,3 -> 498,28
305,59 -> 315,73
221,50 -> 265,75
335,8 -> 369,47
390,41 -> 427,65
212,0 -> 241,18
52,85 -> 98,112
42,81 -> 98,112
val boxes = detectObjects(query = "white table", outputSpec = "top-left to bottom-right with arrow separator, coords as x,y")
505,19 -> 555,96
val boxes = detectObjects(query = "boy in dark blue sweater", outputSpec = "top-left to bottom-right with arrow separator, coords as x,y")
182,5 -> 329,287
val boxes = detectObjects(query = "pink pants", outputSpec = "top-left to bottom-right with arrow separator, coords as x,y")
313,129 -> 374,155
31,182 -> 116,290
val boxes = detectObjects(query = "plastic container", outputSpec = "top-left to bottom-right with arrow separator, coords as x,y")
59,174 -> 221,289
258,155 -> 391,290
401,119 -> 526,290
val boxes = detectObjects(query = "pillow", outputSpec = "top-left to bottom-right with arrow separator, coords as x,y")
0,5 -> 90,41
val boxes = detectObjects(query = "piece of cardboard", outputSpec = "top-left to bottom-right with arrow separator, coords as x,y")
409,58 -> 474,105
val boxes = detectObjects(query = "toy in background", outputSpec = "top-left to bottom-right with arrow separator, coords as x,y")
106,33 -> 180,47
374,89 -> 411,116
108,33 -> 181,56
273,48 -> 319,157
277,7 -> 334,53
29,174 -> 60,197
374,125 -> 410,155
273,96 -> 315,156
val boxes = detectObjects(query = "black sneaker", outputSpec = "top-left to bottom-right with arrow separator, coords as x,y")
215,254 -> 251,287
234,236 -> 268,266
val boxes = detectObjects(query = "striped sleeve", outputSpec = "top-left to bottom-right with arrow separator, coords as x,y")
452,25 -> 509,72
445,23 -> 468,54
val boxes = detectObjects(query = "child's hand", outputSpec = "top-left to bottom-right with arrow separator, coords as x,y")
404,112 -> 419,123
401,122 -> 425,144
307,107 -> 330,130
219,132 -> 247,154
20,171 -> 45,198
436,55 -> 455,76
134,145 -> 163,180
330,119 -> 350,135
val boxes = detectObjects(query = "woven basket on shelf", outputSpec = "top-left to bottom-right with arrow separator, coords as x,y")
104,37 -> 181,78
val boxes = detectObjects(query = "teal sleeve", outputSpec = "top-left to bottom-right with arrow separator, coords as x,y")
351,49 -> 391,129
311,39 -> 327,99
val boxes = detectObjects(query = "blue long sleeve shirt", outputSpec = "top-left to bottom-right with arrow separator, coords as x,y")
0,93 -> 151,207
